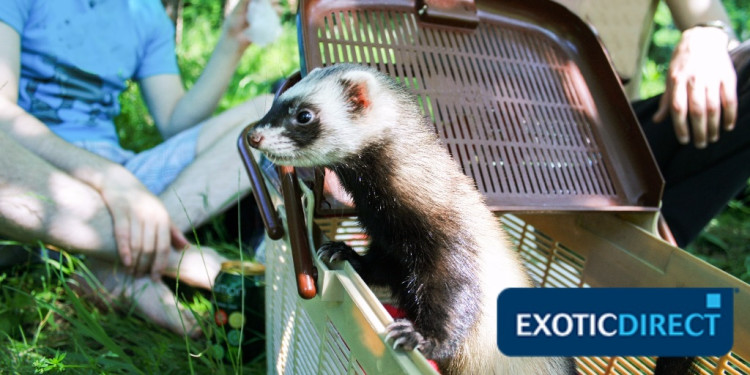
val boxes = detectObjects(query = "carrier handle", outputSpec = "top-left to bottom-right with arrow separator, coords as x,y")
657,214 -> 678,247
280,166 -> 318,299
236,72 -> 303,240
272,72 -> 317,298
275,72 -> 318,299
417,0 -> 478,28
238,72 -> 317,299
238,124 -> 284,241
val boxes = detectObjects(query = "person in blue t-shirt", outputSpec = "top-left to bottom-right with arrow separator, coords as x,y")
0,0 -> 273,336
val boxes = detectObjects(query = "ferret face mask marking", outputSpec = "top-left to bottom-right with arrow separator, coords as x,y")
247,94 -> 323,164
247,66 -> 386,167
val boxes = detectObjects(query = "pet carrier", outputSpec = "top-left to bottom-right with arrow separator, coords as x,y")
238,0 -> 750,373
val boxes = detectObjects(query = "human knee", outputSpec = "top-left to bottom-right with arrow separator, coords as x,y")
0,184 -> 46,233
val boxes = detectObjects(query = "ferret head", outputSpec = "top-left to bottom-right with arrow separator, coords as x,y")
246,64 -> 405,167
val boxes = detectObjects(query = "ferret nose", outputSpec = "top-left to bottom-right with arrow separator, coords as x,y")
247,133 -> 264,148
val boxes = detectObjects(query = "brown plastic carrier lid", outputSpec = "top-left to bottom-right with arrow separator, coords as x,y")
297,0 -> 664,214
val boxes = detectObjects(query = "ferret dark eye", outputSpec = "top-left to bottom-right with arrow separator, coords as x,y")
295,110 -> 314,124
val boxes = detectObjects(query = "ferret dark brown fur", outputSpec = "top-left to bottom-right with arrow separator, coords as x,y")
247,64 -> 576,374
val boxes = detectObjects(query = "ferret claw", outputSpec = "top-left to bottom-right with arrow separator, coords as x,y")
385,330 -> 398,342
329,252 -> 344,263
317,241 -> 357,265
385,319 -> 423,352
393,337 -> 410,350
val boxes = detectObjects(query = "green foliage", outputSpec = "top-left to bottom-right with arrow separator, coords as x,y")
723,0 -> 750,41
1,248 -> 266,374
687,185 -> 750,284
640,1 -> 680,98
116,82 -> 158,153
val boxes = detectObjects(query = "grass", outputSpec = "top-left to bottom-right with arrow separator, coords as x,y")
0,245 -> 266,374
2,1 -> 749,374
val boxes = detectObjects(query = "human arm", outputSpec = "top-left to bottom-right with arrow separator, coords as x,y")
140,0 -> 254,139
656,0 -> 739,148
0,22 -> 177,279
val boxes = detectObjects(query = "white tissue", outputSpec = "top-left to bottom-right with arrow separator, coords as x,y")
244,0 -> 282,47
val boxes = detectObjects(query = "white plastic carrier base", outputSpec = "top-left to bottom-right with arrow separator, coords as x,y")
262,180 -> 750,375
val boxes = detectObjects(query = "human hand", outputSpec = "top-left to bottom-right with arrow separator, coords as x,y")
221,0 -> 253,49
98,169 -> 173,280
171,224 -> 190,251
653,26 -> 738,149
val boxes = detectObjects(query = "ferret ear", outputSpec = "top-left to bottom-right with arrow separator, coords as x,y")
339,70 -> 376,115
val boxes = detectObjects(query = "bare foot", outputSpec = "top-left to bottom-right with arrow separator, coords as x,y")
122,276 -> 202,338
84,245 -> 228,338
163,244 -> 229,289
83,259 -> 199,337
78,245 -> 229,337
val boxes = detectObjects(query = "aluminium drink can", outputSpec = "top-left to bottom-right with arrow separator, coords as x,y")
211,260 -> 265,362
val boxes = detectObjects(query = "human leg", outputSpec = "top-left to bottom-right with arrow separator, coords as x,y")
0,130 -> 120,259
87,257 -> 200,338
159,95 -> 273,232
0,131 -> 227,335
70,95 -> 274,263
194,94 -> 274,153
633,44 -> 750,247
0,129 -> 228,271
83,243 -> 229,337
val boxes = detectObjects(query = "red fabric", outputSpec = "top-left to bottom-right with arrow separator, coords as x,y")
383,304 -> 440,373
428,359 -> 441,373
383,303 -> 407,319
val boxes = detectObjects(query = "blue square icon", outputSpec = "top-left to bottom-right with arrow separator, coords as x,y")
706,293 -> 721,309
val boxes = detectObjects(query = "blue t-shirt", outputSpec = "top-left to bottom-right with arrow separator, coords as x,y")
0,0 -> 178,144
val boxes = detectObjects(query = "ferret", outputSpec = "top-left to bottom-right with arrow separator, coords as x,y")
246,63 -> 576,374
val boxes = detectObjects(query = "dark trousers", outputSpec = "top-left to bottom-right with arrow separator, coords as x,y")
632,41 -> 750,247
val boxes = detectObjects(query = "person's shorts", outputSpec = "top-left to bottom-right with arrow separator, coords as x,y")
73,125 -> 203,195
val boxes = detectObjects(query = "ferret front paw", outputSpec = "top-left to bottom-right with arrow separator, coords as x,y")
317,241 -> 358,265
385,319 -> 425,352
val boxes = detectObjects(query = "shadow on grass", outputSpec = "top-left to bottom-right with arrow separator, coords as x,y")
0,243 -> 265,375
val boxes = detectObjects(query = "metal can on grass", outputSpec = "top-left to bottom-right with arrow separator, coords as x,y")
211,260 -> 265,362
